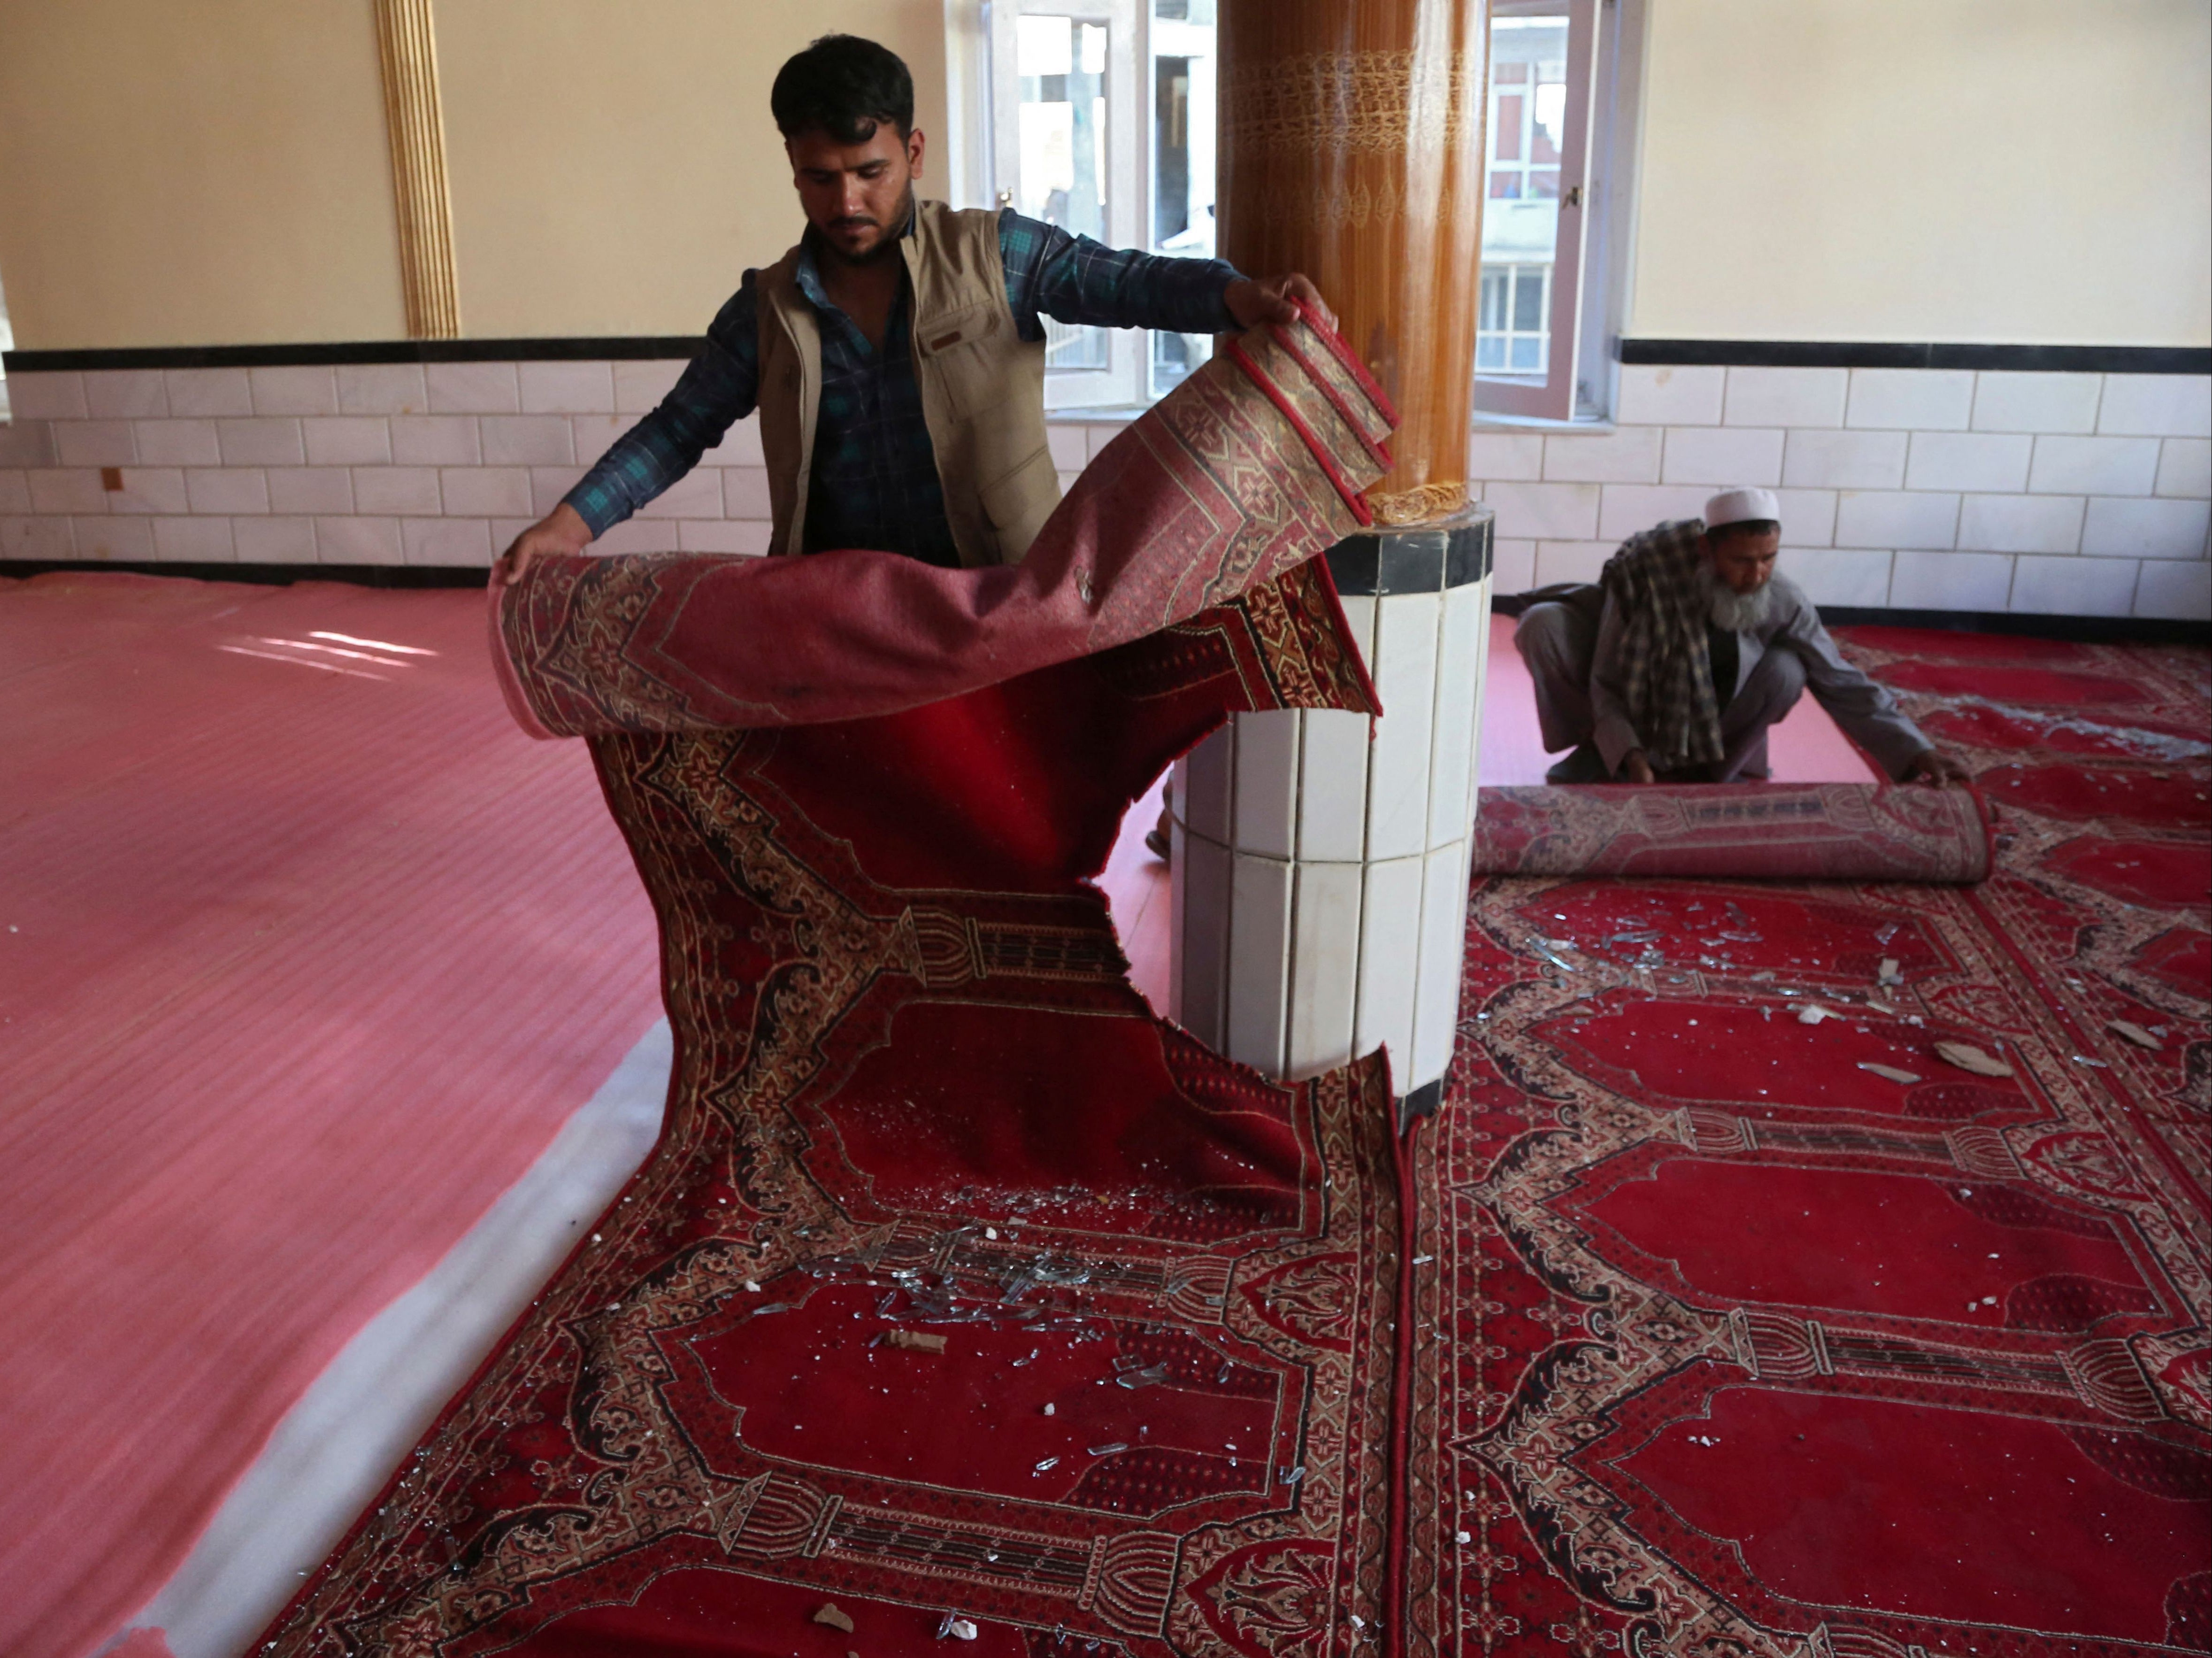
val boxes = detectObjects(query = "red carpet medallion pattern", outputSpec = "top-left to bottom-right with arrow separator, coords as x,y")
1411,630 -> 2210,1658
257,307 -> 1415,1655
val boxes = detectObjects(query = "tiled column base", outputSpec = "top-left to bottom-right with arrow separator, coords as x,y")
1168,507 -> 1494,1111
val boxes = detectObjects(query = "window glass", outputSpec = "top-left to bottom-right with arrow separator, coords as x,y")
1477,14 -> 1569,380
1016,17 -> 1111,369
1150,0 -> 1217,396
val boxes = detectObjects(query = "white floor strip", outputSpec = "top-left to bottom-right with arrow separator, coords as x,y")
116,1020 -> 672,1658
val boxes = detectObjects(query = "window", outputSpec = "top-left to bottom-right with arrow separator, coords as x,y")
967,0 -> 1634,420
1146,0 -> 1218,398
1474,0 -> 1603,422
1479,263 -> 1553,375
988,0 -> 1218,408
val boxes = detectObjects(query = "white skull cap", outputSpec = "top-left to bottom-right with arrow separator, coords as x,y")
1705,486 -> 1782,530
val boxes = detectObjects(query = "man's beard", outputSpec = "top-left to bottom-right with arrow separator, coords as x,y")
820,185 -> 914,267
1703,566 -> 1778,632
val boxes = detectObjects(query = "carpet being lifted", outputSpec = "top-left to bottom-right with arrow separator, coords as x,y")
257,316 -> 1426,1654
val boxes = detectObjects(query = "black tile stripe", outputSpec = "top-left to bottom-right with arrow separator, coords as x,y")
10,337 -> 2204,375
4,338 -> 709,373
1326,512 -> 1493,595
0,559 -> 491,589
1620,339 -> 2211,375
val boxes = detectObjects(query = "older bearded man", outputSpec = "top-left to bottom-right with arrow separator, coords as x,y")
1515,487 -> 1969,787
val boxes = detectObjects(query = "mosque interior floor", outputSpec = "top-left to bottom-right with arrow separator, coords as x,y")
4,572 -> 2203,1657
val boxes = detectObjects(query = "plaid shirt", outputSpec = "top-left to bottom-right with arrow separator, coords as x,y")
563,208 -> 1243,567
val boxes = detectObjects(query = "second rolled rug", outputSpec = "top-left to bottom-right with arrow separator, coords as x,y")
1467,782 -> 1993,884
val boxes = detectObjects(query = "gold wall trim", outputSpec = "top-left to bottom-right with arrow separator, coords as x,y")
373,0 -> 461,339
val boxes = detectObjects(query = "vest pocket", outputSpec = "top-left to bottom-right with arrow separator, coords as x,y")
918,304 -> 1011,421
977,443 -> 1056,532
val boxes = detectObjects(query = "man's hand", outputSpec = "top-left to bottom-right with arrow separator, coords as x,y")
1621,750 -> 1656,786
495,502 -> 593,586
1903,748 -> 1971,788
1226,273 -> 1336,334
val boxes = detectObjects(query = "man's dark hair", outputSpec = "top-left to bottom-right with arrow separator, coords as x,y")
771,35 -> 914,144
1708,518 -> 1780,542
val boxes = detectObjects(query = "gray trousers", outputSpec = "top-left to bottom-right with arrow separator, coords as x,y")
1514,599 -> 1807,783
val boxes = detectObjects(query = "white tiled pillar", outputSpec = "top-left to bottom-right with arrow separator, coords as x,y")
1168,507 -> 1493,1113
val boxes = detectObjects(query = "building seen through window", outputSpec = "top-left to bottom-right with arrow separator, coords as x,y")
1013,16 -> 1112,370
993,0 -> 1616,418
1479,15 -> 1570,377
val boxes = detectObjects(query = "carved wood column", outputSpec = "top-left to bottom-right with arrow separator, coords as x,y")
1169,0 -> 1494,1116
373,0 -> 462,340
1218,0 -> 1486,523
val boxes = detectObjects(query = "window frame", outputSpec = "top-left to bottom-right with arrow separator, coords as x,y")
989,0 -> 1149,409
1474,0 -> 1602,423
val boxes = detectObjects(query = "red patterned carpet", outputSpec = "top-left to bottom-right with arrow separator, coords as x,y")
1413,627 -> 2211,1658
255,314 -> 1416,1653
257,571 -> 1408,1654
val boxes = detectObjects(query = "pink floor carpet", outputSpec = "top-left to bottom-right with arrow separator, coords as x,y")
0,573 -> 666,1658
0,585 -> 1846,1658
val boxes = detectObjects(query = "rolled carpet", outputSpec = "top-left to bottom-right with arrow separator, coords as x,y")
490,306 -> 1394,739
1467,781 -> 1994,883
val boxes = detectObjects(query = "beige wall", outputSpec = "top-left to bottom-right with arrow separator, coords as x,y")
1629,0 -> 2212,346
0,0 -> 408,350
6,0 -> 2204,352
437,0 -> 950,338
0,0 -> 949,350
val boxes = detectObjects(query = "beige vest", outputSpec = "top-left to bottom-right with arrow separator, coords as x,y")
755,200 -> 1059,569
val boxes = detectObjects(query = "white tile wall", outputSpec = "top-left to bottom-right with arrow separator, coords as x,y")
1660,425 -> 1784,486
2136,559 -> 2212,620
1540,426 -> 1660,483
1888,550 -> 2015,611
85,369 -> 169,419
2028,435 -> 2159,496
1459,365 -> 2209,621
1783,429 -> 1909,490
426,362 -> 521,415
3,360 -> 2205,627
1971,372 -> 2100,434
1957,494 -> 2084,555
136,419 -> 221,466
1905,432 -> 2031,493
1786,547 -> 1892,607
9,375 -> 89,420
2097,376 -> 2211,439
2158,439 -> 2212,499
1725,367 -> 1849,428
2081,496 -> 2211,559
1491,537 -> 1536,593
1834,491 -> 1958,551
1615,363 -> 1725,426
76,516 -> 154,561
337,363 -> 429,416
2009,555 -> 2139,617
1846,368 -> 1974,431
248,367 -> 338,416
518,361 -> 613,415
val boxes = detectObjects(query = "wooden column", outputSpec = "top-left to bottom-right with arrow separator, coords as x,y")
373,0 -> 462,340
1173,1 -> 1494,1116
1218,0 -> 1486,524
